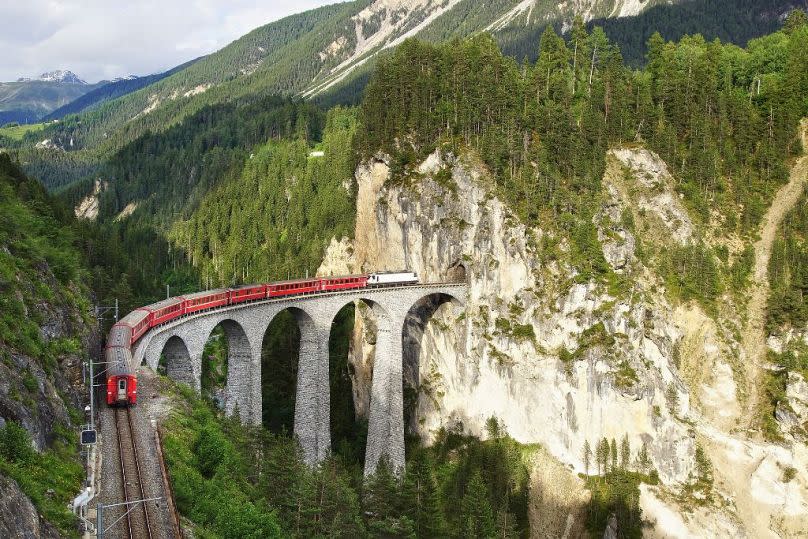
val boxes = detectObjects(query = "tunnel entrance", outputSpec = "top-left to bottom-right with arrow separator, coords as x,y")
447,261 -> 467,283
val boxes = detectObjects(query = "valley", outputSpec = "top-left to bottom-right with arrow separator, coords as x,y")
1,2 -> 808,538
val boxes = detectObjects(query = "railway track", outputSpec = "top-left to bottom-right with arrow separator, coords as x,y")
115,407 -> 154,539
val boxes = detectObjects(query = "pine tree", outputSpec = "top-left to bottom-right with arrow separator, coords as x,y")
364,458 -> 414,538
620,435 -> 631,470
459,471 -> 496,538
583,440 -> 592,475
610,439 -> 618,472
596,438 -> 609,475
637,441 -> 651,474
402,451 -> 448,538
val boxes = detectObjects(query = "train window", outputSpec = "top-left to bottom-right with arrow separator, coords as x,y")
119,379 -> 126,390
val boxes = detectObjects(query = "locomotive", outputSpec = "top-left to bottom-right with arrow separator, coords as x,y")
105,271 -> 418,406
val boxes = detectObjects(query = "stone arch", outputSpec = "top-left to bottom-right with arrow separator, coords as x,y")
401,292 -> 463,434
260,307 -> 313,433
203,319 -> 253,422
161,335 -> 194,388
327,298 -> 391,466
262,305 -> 334,465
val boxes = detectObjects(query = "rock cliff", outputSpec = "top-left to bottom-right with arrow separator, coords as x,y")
318,141 -> 808,536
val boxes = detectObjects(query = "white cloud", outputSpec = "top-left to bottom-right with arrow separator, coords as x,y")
0,0 -> 337,83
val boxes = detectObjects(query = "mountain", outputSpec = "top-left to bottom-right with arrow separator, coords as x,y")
0,70 -> 102,125
35,70 -> 87,84
42,57 -> 204,122
35,0 -> 803,155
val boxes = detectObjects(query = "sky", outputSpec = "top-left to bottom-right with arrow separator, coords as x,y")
0,0 -> 336,83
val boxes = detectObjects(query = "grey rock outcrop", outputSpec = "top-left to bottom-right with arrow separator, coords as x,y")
0,475 -> 61,539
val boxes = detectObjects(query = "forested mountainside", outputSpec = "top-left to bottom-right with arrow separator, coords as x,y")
0,155 -> 95,536
5,4 -> 808,537
10,0 -> 802,165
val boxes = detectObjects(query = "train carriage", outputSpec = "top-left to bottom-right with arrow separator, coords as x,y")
322,274 -> 369,291
105,346 -> 137,406
182,289 -> 229,315
140,297 -> 185,326
106,323 -> 132,349
268,278 -> 322,297
229,284 -> 267,304
117,309 -> 150,345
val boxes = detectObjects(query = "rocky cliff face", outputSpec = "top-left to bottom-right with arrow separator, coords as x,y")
319,142 -> 808,536
0,265 -> 94,451
0,476 -> 61,539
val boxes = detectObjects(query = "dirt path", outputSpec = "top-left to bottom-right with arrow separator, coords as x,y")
741,118 -> 808,429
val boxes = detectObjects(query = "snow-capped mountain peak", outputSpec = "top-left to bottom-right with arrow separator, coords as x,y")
38,70 -> 86,84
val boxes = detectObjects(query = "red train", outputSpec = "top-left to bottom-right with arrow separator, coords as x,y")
105,272 -> 418,405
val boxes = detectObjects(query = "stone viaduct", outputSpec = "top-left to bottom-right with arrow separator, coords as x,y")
132,283 -> 466,475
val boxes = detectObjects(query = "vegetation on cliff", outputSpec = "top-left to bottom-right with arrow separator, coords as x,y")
0,155 -> 93,535
360,14 -> 808,311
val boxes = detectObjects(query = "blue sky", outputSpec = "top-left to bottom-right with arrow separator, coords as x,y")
0,0 -> 337,83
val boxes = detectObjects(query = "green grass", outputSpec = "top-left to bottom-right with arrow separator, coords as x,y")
0,122 -> 45,141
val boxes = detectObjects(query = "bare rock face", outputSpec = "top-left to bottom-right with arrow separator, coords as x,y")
0,475 -> 61,539
316,144 -> 808,535
320,148 -> 697,484
0,264 -> 93,451
602,513 -> 618,539
778,371 -> 808,440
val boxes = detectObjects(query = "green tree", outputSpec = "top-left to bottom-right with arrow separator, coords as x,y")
193,424 -> 229,478
784,9 -> 807,33
402,451 -> 448,538
583,439 -> 592,475
0,421 -> 33,463
610,438 -> 618,471
620,435 -> 631,470
364,459 -> 414,537
459,471 -> 496,538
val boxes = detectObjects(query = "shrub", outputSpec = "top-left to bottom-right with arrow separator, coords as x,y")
0,421 -> 33,463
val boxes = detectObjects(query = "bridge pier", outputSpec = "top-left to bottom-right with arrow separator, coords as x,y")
364,319 -> 406,475
293,314 -> 332,465
221,320 -> 258,425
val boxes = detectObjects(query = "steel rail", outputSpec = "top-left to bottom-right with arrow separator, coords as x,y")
115,408 -> 154,539
115,409 -> 134,538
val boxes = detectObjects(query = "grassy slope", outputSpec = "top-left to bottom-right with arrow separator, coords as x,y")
0,122 -> 45,140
